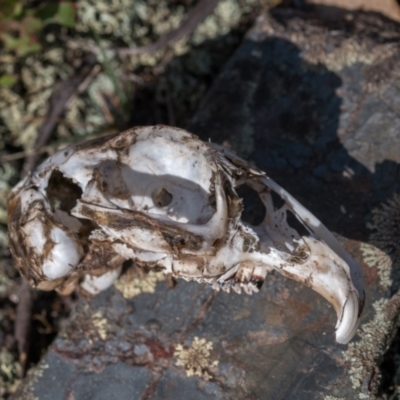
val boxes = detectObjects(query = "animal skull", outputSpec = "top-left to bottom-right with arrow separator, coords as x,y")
7,126 -> 364,344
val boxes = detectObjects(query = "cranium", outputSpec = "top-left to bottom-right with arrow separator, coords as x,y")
8,125 -> 364,344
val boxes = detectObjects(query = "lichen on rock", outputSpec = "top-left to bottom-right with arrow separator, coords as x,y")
360,243 -> 392,290
12,360 -> 49,400
343,297 -> 400,397
115,269 -> 165,299
367,193 -> 400,260
174,336 -> 219,380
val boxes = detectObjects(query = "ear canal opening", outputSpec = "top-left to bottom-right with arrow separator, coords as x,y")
236,183 -> 266,226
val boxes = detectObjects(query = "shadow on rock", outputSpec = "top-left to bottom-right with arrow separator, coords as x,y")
188,29 -> 400,294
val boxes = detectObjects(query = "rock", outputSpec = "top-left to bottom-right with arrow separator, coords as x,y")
306,0 -> 400,23
13,7 -> 400,400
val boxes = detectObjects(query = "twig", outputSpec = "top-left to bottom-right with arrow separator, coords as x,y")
1,146 -> 52,163
65,0 -> 220,56
15,279 -> 35,376
1,128 -> 118,164
22,53 -> 98,176
65,64 -> 102,109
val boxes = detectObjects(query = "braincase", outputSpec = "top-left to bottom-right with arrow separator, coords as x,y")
120,127 -> 216,224
127,127 -> 213,188
34,126 -> 217,225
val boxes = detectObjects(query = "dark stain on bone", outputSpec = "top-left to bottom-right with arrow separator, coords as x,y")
240,227 -> 259,252
161,230 -> 201,252
109,129 -> 137,150
78,204 -> 203,252
304,273 -> 314,288
73,133 -> 119,152
223,178 -> 243,219
235,267 -> 247,283
175,255 -> 206,276
7,196 -> 28,275
288,251 -> 308,265
94,162 -> 131,200
211,238 -> 224,250
79,242 -> 125,272
7,195 -> 56,286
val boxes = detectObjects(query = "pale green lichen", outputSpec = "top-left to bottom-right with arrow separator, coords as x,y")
0,228 -> 8,255
56,97 -> 88,138
0,162 -> 17,225
192,0 -> 243,44
14,360 -> 49,400
114,270 -> 165,299
76,0 -> 185,47
77,0 -> 141,44
0,163 -> 16,254
174,336 -> 219,380
301,39 -> 396,73
0,269 -> 13,296
0,49 -> 72,150
90,310 -> 110,341
0,0 -> 272,154
60,305 -> 112,344
0,350 -> 21,398
366,193 -> 400,289
343,298 -> 392,397
360,243 -> 392,290
367,193 -> 400,258
0,88 -> 24,141
324,396 -> 345,400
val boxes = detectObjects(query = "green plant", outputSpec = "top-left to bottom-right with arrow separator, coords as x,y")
0,0 -> 76,57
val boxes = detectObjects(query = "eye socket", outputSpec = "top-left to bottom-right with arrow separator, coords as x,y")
46,169 -> 82,212
151,187 -> 173,208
